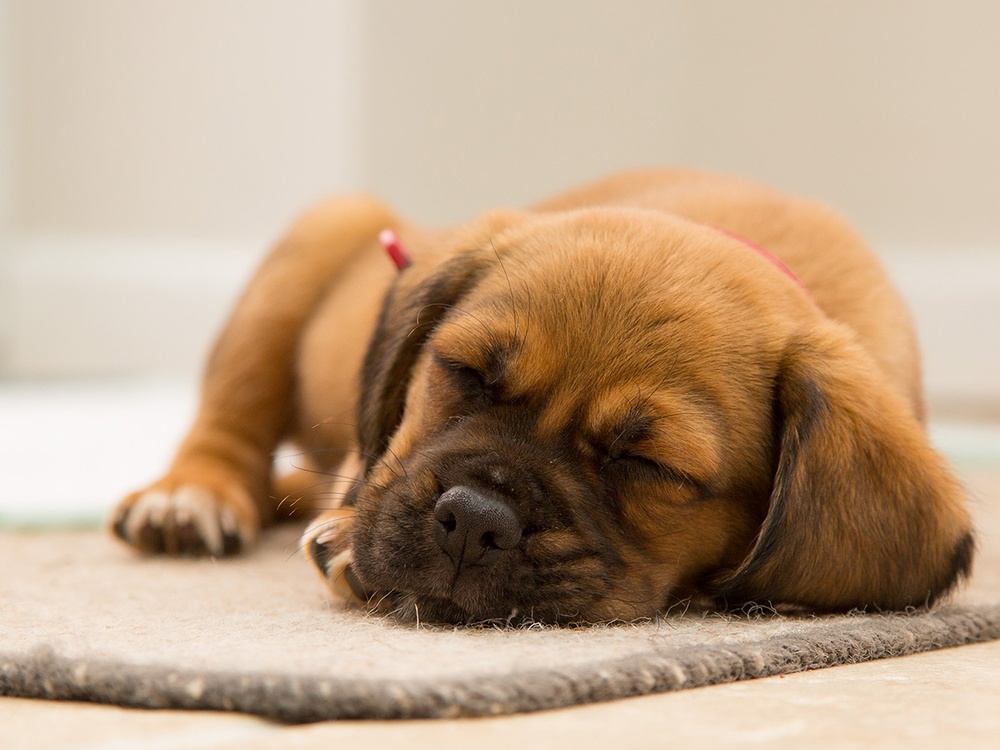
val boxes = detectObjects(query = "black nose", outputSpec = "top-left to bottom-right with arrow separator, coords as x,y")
433,486 -> 522,567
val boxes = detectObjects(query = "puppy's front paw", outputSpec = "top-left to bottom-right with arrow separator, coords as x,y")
111,477 -> 259,557
303,509 -> 365,604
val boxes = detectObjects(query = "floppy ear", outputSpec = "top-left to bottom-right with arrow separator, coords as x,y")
715,323 -> 974,611
355,251 -> 490,469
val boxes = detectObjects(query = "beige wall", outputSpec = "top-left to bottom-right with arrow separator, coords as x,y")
358,0 -> 685,224
8,0 -> 1000,247
0,2 -> 13,364
10,0 -> 364,240
667,2 -> 1000,248
0,1 -> 10,232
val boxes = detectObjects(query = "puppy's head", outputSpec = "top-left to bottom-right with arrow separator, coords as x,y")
335,209 -> 972,624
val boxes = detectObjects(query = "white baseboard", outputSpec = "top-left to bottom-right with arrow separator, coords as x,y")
1,235 -> 264,380
2,235 -> 998,411
880,248 -> 1000,413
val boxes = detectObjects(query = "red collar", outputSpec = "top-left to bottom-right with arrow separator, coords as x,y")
379,228 -> 413,270
713,227 -> 811,298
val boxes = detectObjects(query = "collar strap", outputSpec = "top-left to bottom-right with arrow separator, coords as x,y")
713,227 -> 811,298
379,228 -> 412,270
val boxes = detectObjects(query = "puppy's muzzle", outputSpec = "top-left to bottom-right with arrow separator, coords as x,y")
433,485 -> 523,568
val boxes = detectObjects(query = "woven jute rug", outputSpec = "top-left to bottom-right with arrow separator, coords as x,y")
2,470 -> 999,722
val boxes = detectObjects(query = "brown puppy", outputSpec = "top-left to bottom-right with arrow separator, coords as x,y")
110,170 -> 974,624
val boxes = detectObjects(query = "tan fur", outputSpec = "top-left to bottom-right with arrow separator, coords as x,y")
110,170 -> 973,622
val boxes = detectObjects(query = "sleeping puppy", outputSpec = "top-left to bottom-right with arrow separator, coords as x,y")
110,170 -> 974,624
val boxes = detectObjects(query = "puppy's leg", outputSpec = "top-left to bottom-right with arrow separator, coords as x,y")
110,196 -> 397,556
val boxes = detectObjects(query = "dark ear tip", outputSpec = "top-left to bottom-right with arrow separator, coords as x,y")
928,530 -> 976,606
917,530 -> 976,608
701,568 -> 757,609
927,532 -> 976,606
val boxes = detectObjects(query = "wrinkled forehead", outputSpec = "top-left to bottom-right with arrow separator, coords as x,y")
432,242 -> 727,405
443,232 -> 727,370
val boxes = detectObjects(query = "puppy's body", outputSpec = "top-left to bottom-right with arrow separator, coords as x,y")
112,170 -> 972,624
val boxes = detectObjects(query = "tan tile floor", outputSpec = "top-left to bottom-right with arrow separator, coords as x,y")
5,640 -> 999,750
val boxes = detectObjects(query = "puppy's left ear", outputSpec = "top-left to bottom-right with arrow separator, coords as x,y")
356,212 -> 528,464
716,322 -> 974,611
356,250 -> 490,467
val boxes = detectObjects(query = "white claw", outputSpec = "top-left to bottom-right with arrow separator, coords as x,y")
123,484 -> 244,556
173,485 -> 225,556
125,490 -> 168,541
219,508 -> 239,538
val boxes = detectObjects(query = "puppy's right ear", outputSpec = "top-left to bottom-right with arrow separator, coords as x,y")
714,322 -> 974,611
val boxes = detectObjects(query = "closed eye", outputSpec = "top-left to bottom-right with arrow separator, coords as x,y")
604,451 -> 697,490
435,354 -> 500,404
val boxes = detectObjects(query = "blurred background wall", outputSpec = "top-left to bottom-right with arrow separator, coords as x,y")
1,0 -> 998,413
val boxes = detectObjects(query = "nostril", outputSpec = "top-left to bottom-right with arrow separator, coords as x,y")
481,512 -> 521,551
434,485 -> 523,565
437,511 -> 457,534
